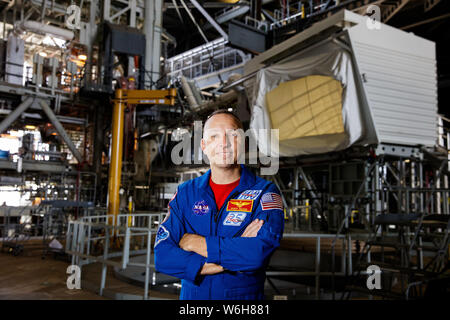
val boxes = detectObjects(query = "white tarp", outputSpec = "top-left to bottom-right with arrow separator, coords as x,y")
247,40 -> 374,157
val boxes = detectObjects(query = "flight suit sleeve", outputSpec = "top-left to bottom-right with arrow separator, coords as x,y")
205,184 -> 285,272
154,189 -> 207,282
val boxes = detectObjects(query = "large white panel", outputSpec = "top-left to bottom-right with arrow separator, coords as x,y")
348,22 -> 437,147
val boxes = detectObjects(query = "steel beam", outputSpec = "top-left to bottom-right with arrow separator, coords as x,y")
382,0 -> 411,23
424,0 -> 441,12
39,99 -> 83,163
189,0 -> 229,40
0,96 -> 35,134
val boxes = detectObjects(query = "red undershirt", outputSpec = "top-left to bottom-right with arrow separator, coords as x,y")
209,177 -> 240,210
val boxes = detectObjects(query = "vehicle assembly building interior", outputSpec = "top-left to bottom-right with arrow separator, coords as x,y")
0,0 -> 449,301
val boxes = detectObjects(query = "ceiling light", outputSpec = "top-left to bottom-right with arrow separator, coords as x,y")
25,125 -> 36,130
39,52 -> 47,57
78,54 -> 87,61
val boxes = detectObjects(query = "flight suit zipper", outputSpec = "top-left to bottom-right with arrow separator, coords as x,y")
214,191 -> 240,236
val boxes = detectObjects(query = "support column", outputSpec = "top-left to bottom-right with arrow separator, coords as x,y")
93,103 -> 104,182
107,89 -> 126,225
128,0 -> 137,77
86,0 -> 98,84
144,0 -> 163,88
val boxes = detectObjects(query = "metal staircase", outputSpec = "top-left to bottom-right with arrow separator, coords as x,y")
337,116 -> 450,300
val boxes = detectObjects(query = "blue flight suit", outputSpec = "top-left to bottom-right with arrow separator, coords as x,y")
154,164 -> 284,300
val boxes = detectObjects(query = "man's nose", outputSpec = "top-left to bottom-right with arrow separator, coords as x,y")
220,134 -> 231,148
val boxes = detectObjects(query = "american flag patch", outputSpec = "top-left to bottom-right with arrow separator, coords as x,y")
261,193 -> 283,211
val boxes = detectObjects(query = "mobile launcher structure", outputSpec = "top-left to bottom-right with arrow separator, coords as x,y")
238,10 -> 450,299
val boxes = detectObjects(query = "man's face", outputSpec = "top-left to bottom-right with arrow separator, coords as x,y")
201,114 -> 243,168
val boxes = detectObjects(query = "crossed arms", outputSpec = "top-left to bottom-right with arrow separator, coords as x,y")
179,219 -> 265,275
154,188 -> 284,282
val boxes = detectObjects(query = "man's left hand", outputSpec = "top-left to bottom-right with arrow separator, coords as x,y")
179,233 -> 208,258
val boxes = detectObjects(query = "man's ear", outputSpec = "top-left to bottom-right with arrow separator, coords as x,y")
201,138 -> 205,151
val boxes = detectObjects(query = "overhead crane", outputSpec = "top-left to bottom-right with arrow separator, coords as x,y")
107,88 -> 177,227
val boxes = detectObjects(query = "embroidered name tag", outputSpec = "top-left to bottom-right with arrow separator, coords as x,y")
226,199 -> 253,212
223,212 -> 247,226
237,189 -> 262,200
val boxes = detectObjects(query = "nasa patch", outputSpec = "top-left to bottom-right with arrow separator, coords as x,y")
192,200 -> 210,216
223,212 -> 247,226
237,189 -> 262,200
154,225 -> 169,247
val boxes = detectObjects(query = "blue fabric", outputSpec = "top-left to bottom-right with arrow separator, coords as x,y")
154,165 -> 285,300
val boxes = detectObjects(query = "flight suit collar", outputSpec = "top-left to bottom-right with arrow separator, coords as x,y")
198,164 -> 256,198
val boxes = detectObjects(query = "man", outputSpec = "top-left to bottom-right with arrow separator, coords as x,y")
154,110 -> 284,300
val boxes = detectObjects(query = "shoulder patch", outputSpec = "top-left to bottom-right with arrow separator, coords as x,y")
261,192 -> 283,211
154,225 -> 170,247
237,189 -> 262,200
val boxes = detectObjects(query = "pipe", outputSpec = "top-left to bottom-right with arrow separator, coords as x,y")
194,90 -> 237,114
20,20 -> 74,40
39,99 -> 83,163
0,97 -> 34,134
107,89 -> 126,226
180,76 -> 199,110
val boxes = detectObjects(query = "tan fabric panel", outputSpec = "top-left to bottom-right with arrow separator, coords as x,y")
265,75 -> 344,141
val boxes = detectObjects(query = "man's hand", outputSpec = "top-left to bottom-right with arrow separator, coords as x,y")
241,219 -> 264,237
200,263 -> 224,275
179,233 -> 207,257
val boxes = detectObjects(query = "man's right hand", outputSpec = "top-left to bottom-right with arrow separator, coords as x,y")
200,263 -> 224,275
241,219 -> 264,237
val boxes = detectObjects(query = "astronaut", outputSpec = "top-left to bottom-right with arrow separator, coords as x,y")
154,110 -> 284,300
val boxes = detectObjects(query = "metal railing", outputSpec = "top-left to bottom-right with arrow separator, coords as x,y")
0,60 -> 83,96
267,232 -> 349,300
164,37 -> 250,86
66,212 -> 167,300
